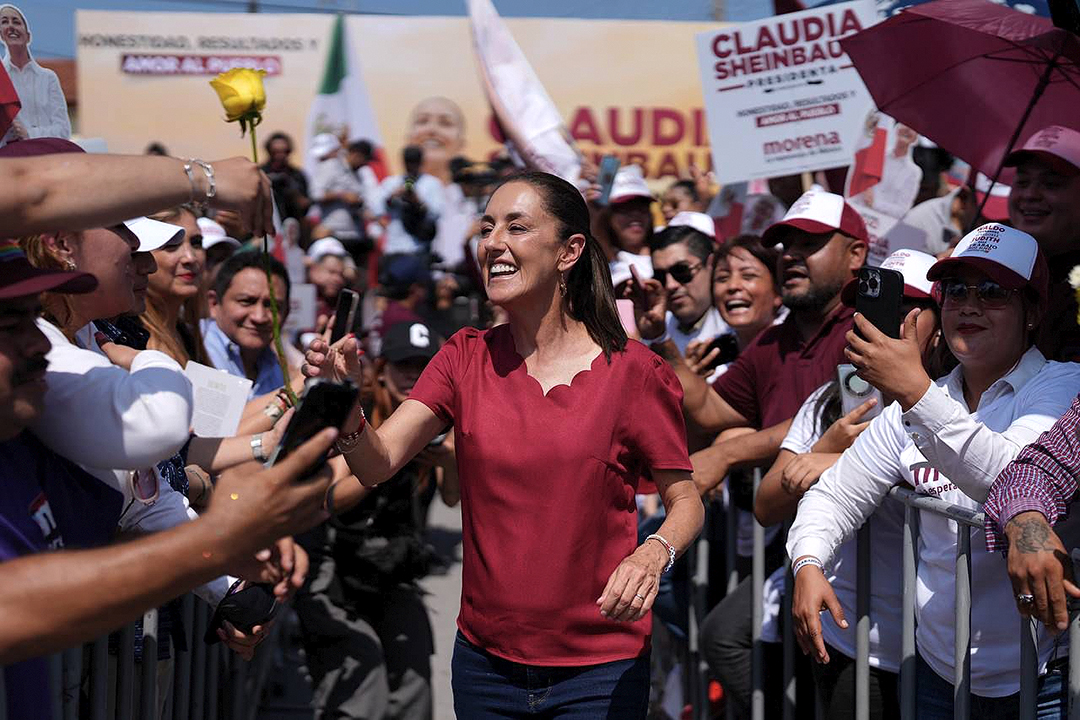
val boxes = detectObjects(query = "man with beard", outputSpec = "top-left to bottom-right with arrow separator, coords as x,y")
651,191 -> 866,717
1003,125 -> 1080,362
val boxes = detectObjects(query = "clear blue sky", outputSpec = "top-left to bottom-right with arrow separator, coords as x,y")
30,0 -> 1052,60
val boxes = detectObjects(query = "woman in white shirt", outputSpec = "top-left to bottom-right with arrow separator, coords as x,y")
789,224 -> 1080,718
0,5 -> 70,142
758,250 -> 950,719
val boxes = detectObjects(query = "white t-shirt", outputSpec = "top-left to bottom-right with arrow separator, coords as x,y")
776,383 -> 904,671
789,348 -> 1080,696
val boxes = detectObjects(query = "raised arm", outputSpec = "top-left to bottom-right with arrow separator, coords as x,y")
3,154 -> 273,238
0,429 -> 336,664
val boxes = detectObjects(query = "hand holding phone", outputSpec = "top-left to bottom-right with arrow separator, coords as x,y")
854,267 -> 904,339
330,289 -> 360,345
269,379 -> 359,479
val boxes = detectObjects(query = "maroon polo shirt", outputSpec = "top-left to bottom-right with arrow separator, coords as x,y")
711,305 -> 855,429
409,325 -> 693,665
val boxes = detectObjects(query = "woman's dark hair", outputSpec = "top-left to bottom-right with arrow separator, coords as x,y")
213,250 -> 291,304
714,234 -> 781,291
264,131 -> 293,154
648,225 -> 714,262
667,179 -> 700,202
496,171 -> 627,360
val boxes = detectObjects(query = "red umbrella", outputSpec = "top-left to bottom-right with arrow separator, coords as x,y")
840,0 -> 1080,188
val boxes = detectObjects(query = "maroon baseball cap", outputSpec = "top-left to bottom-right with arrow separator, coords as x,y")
0,239 -> 97,300
0,137 -> 86,158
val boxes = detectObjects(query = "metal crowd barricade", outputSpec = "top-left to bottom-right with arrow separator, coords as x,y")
1,593 -> 283,720
705,479 -> 1079,720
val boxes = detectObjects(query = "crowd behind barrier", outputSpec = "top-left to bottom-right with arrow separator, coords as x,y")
6,63 -> 1080,719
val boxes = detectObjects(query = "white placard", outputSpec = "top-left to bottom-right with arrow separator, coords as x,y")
696,0 -> 878,184
282,283 -> 318,334
858,205 -> 929,267
184,361 -> 253,437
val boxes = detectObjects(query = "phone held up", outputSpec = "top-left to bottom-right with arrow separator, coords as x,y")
700,333 -> 740,371
837,363 -> 883,421
330,288 -> 360,345
594,155 -> 621,207
269,379 -> 360,480
854,267 -> 904,339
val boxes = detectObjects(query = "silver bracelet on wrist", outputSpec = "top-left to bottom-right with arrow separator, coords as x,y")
184,158 -> 216,202
645,533 -> 677,574
250,432 -> 268,463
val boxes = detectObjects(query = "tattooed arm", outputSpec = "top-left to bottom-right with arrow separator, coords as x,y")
1004,511 -> 1080,631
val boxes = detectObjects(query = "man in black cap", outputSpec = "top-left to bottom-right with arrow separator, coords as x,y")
293,320 -> 455,720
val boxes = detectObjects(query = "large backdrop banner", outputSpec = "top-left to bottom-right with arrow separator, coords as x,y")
76,11 -> 726,181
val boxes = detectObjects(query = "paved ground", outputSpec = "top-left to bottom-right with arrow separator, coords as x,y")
258,500 -> 464,719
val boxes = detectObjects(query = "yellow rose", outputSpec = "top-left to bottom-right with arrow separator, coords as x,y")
209,68 -> 267,124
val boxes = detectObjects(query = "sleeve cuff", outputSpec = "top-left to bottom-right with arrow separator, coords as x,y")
787,536 -> 835,569
901,383 -> 959,436
999,497 -> 1058,528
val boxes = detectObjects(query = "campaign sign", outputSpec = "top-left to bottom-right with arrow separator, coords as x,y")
696,0 -> 877,183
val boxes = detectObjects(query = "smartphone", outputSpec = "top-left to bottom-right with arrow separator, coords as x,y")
837,363 -> 883,420
594,155 -> 621,207
701,333 -> 740,370
855,267 -> 904,339
330,289 -> 360,345
268,379 -> 359,478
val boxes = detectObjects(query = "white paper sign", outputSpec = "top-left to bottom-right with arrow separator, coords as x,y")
696,0 -> 877,183
858,205 -> 929,267
282,283 -> 318,334
184,361 -> 253,437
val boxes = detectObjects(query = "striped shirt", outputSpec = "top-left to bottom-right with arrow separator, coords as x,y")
983,393 -> 1080,550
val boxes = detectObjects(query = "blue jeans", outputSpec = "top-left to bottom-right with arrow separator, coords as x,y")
915,651 -> 1067,719
451,631 -> 650,719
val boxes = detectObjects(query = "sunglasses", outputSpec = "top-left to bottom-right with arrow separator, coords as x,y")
939,279 -> 1019,308
654,261 -> 705,286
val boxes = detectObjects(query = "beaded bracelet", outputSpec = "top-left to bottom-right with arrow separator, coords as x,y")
645,533 -> 677,574
792,556 -> 824,578
334,407 -> 367,455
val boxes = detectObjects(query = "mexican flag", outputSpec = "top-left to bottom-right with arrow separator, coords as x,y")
304,15 -> 383,181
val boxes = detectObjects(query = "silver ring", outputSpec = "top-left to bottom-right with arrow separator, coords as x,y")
1017,593 -> 1036,605
634,594 -> 646,601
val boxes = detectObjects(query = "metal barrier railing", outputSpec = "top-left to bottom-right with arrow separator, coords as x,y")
19,593 -> 281,720
693,474 -> 1079,720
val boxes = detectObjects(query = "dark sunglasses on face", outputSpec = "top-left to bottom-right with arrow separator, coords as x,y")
654,261 -> 704,286
939,279 -> 1018,308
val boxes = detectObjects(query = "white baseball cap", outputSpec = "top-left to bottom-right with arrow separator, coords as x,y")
761,190 -> 868,246
197,217 -> 241,251
667,211 -> 717,241
927,223 -> 1049,305
308,237 -> 349,263
123,217 -> 184,252
841,248 -> 937,305
309,133 -> 341,162
610,252 -> 653,289
608,165 -> 652,204
1003,125 -> 1080,175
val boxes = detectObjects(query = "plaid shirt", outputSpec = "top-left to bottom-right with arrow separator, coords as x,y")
983,393 -> 1080,550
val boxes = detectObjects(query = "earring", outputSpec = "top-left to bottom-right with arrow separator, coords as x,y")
65,260 -> 77,271
558,274 -> 567,297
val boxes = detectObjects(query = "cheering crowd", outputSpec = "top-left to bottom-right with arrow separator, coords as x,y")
4,58 -> 1080,720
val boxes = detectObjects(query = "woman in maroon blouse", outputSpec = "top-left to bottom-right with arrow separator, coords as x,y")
304,171 -> 704,718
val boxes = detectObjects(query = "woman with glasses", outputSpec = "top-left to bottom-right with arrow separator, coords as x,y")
789,224 -> 1080,718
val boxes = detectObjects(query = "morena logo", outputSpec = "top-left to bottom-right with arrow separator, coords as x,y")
762,132 -> 841,155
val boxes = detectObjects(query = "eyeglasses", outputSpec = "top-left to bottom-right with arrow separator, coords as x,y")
939,279 -> 1019,308
654,261 -> 705,286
